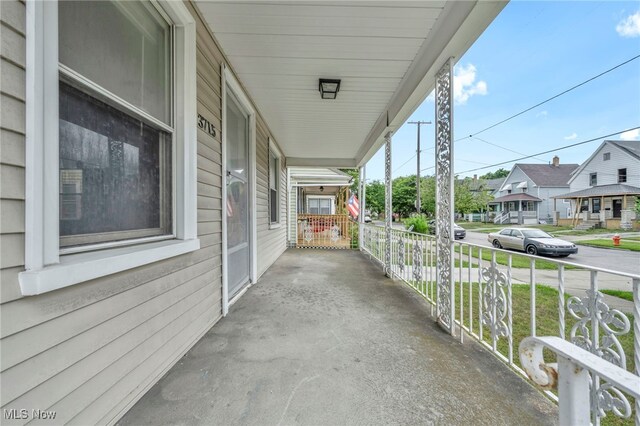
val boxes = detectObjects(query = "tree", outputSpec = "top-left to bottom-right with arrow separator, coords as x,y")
480,168 -> 509,180
419,175 -> 436,216
365,180 -> 385,216
454,178 -> 477,214
339,168 -> 359,195
392,175 -> 417,217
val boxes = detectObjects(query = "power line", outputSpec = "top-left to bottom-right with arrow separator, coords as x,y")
472,137 -> 547,162
455,127 -> 640,174
454,54 -> 640,142
393,153 -> 417,174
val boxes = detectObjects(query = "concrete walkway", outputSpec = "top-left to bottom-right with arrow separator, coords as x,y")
119,249 -> 557,426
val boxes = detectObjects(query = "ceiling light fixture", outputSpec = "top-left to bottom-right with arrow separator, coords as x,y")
319,79 -> 341,100
319,186 -> 324,192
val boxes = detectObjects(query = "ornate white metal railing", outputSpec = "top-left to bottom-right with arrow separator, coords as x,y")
360,222 -> 640,425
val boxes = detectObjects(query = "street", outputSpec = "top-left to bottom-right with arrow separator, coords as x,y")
463,230 -> 640,276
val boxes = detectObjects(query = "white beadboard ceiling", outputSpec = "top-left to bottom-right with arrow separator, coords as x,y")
196,1 -> 506,167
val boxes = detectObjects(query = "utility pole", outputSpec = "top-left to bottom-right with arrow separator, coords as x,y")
407,121 -> 431,213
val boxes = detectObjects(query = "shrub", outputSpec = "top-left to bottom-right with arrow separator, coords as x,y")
404,215 -> 428,234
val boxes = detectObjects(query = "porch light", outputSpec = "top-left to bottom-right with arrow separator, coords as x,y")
319,186 -> 324,192
319,79 -> 341,99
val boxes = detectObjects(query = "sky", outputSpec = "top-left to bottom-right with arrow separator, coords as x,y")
364,1 -> 640,182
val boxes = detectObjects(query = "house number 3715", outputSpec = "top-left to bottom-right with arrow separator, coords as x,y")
197,114 -> 217,138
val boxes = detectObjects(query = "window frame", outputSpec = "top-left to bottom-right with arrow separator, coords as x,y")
589,172 -> 597,186
268,138 -> 282,228
21,0 -> 199,295
618,168 -> 627,183
603,152 -> 610,161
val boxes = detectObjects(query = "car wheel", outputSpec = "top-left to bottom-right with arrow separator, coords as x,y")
526,245 -> 538,255
492,240 -> 502,249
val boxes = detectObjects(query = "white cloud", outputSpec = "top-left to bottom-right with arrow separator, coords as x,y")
620,128 -> 640,140
536,110 -> 548,117
564,132 -> 577,141
616,11 -> 640,37
453,64 -> 488,105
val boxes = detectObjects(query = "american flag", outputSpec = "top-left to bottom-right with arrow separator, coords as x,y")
347,194 -> 360,218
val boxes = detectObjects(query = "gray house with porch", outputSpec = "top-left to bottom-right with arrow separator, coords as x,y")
490,156 -> 578,224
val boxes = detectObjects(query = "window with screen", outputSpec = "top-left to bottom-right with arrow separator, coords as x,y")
58,1 -> 173,248
268,140 -> 281,226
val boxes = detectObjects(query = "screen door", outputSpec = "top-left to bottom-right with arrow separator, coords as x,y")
226,90 -> 251,298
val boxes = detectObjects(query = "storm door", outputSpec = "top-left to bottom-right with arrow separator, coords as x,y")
226,90 -> 251,298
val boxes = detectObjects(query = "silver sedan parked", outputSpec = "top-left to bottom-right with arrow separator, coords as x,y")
487,228 -> 578,257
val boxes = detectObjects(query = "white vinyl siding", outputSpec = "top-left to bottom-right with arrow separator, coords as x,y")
570,143 -> 640,191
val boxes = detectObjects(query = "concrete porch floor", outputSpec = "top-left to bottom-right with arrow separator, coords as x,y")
119,249 -> 558,425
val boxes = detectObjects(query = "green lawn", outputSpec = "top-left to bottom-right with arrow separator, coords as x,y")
454,283 -> 635,425
458,222 -> 502,230
576,238 -> 640,252
601,289 -> 634,301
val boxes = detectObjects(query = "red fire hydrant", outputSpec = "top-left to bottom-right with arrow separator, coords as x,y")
612,234 -> 621,246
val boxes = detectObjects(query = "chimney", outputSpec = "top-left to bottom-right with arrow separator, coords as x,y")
552,155 -> 560,167
473,174 -> 478,182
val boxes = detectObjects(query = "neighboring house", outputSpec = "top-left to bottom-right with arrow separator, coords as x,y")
287,167 -> 353,247
463,175 -> 506,221
469,175 -> 506,196
490,156 -> 579,224
554,140 -> 640,230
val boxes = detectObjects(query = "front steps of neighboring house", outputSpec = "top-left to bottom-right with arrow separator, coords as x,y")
574,220 -> 600,230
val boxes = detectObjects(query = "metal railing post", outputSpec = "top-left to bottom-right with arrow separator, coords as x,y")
384,132 -> 392,277
435,57 -> 455,334
557,355 -> 591,426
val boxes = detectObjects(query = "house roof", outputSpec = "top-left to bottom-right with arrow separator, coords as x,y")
470,177 -> 505,192
485,177 -> 507,191
489,193 -> 542,203
609,140 -> 640,161
553,184 -> 640,199
514,163 -> 579,187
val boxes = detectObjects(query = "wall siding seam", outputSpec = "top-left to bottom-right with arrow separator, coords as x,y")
0,16 -> 25,37
100,314 -> 219,426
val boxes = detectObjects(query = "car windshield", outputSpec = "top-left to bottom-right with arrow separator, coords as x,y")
521,229 -> 552,238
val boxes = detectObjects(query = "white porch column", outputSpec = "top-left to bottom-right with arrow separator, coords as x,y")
435,57 -> 455,334
358,165 -> 366,250
384,132 -> 393,276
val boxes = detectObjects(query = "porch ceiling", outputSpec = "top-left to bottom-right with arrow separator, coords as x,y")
195,1 -> 506,167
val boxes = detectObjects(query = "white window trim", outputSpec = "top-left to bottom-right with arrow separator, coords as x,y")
20,0 -> 199,296
221,64 -> 257,317
306,195 -> 336,215
268,138 -> 283,229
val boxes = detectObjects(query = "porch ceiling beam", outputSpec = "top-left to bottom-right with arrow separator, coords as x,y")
287,157 -> 357,168
356,1 -> 506,166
